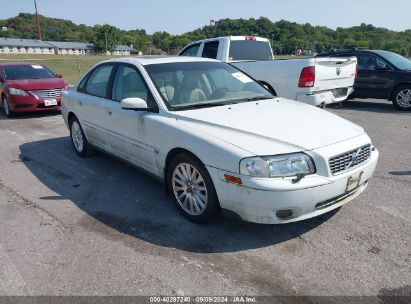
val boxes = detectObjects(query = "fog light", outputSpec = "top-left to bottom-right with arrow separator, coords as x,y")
276,209 -> 293,219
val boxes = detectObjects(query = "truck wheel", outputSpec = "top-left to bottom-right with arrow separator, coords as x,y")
392,85 -> 411,111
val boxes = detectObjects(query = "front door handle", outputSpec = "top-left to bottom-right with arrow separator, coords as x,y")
104,107 -> 112,116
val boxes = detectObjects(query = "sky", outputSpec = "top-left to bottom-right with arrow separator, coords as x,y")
0,0 -> 410,34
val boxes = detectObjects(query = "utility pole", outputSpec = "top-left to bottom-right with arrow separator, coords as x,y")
34,0 -> 42,40
105,32 -> 108,54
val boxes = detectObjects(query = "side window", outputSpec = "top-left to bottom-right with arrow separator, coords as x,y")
112,65 -> 155,108
202,41 -> 219,59
357,54 -> 379,70
180,44 -> 200,57
85,64 -> 113,98
375,57 -> 389,69
77,73 -> 89,93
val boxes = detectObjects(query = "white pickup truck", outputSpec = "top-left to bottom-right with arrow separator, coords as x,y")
179,36 -> 358,107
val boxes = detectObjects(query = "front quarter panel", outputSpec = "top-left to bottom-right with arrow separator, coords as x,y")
147,112 -> 251,179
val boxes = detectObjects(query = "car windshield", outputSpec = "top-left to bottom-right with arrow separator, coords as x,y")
379,52 -> 411,70
2,65 -> 56,80
145,61 -> 273,111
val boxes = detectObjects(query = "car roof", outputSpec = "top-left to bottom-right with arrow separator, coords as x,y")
317,49 -> 391,56
99,56 -> 220,66
0,62 -> 38,67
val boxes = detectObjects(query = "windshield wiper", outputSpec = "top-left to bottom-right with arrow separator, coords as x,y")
229,96 -> 274,102
246,96 -> 274,101
173,102 -> 228,111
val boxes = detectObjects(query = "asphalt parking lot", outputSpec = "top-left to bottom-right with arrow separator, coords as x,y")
0,98 -> 409,298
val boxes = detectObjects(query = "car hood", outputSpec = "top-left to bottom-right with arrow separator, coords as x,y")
6,78 -> 67,90
173,98 -> 365,155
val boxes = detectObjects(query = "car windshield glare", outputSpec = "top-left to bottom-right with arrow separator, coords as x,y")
2,65 -> 56,80
145,62 -> 273,110
379,52 -> 411,70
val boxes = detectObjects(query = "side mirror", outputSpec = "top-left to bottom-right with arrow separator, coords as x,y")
56,73 -> 63,78
121,97 -> 148,111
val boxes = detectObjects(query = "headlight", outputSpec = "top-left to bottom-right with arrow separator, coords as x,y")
9,88 -> 28,96
240,153 -> 315,178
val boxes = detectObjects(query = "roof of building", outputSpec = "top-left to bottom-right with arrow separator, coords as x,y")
0,37 -> 52,48
0,37 -> 137,53
115,45 -> 136,52
45,41 -> 94,50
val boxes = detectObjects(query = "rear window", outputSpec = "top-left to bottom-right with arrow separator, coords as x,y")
2,65 -> 56,80
202,41 -> 219,59
229,40 -> 273,61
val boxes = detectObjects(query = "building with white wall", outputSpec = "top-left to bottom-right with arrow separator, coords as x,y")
113,45 -> 136,56
46,41 -> 95,55
0,38 -> 55,54
0,38 -> 138,56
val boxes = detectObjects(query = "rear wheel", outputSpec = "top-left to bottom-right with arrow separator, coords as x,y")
167,153 -> 220,223
392,85 -> 411,111
2,95 -> 13,117
69,116 -> 94,157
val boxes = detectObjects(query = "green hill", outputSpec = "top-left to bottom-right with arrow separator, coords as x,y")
1,13 -> 410,56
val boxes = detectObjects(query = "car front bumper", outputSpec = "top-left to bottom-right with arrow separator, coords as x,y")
207,146 -> 378,224
7,94 -> 61,112
296,87 -> 354,107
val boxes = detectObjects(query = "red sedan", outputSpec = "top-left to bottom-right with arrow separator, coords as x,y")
0,62 -> 68,117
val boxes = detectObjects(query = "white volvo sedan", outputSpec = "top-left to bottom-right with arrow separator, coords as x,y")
61,56 -> 379,224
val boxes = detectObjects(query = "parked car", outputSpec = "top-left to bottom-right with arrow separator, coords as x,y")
0,62 -> 67,117
179,36 -> 358,107
316,48 -> 411,111
61,56 -> 378,224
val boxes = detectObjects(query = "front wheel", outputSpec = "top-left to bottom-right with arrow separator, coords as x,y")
2,95 -> 13,117
392,86 -> 411,111
69,116 -> 94,157
167,153 -> 220,223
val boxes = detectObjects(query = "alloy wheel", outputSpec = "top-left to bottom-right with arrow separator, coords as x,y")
172,163 -> 208,216
3,97 -> 10,116
71,120 -> 84,153
396,89 -> 411,108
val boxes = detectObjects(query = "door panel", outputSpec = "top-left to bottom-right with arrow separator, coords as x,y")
80,64 -> 115,147
355,54 -> 392,99
108,64 -> 159,174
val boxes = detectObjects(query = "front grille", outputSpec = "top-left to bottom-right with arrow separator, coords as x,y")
30,88 -> 62,99
329,144 -> 371,175
15,104 -> 33,109
315,182 -> 368,209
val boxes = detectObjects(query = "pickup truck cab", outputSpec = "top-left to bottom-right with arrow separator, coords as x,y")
316,49 -> 411,111
180,36 -> 358,107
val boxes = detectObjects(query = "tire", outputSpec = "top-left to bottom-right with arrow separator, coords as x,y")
69,116 -> 94,157
167,153 -> 220,223
392,85 -> 411,111
2,95 -> 13,117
